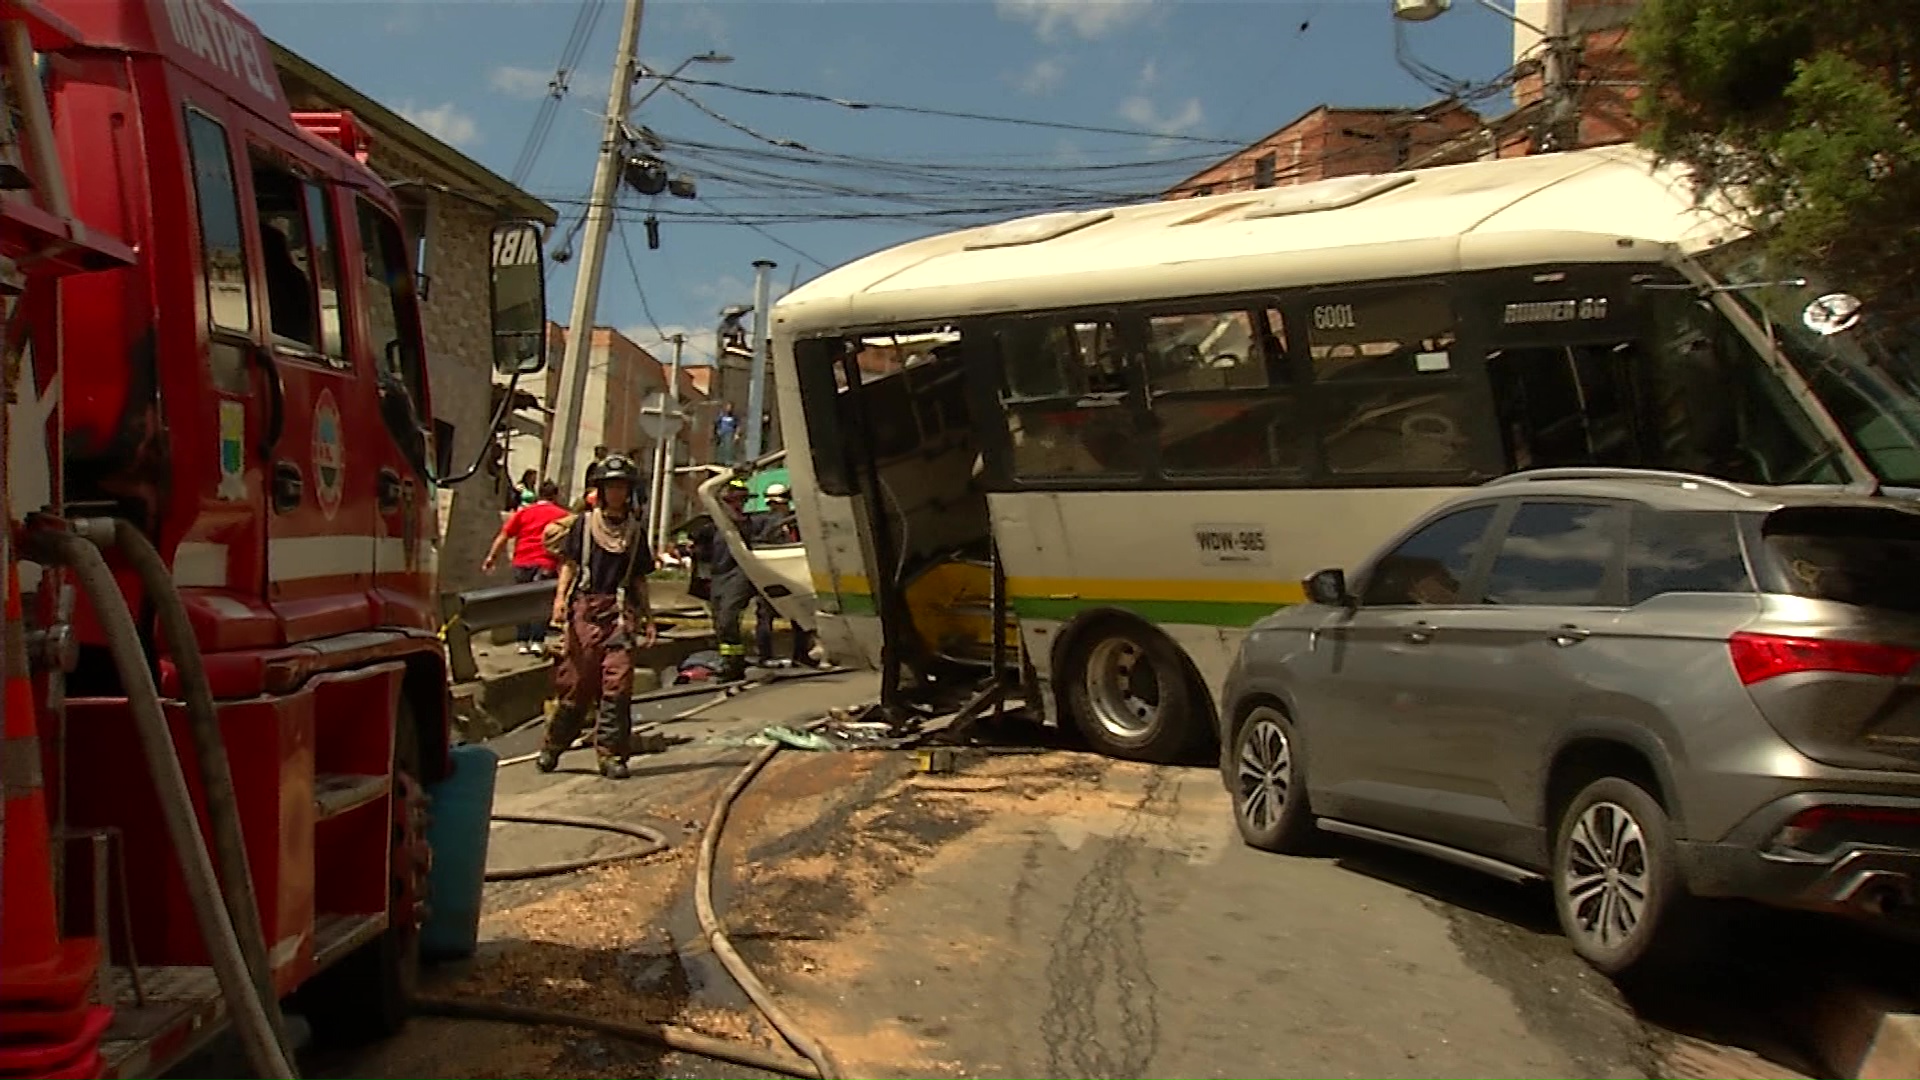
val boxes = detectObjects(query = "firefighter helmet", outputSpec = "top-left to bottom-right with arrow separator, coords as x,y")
596,454 -> 641,487
765,483 -> 791,501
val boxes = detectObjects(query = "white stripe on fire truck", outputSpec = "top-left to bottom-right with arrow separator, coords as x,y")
173,538 -> 421,586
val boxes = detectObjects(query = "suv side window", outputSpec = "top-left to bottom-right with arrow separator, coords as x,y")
1626,508 -> 1752,605
1482,501 -> 1622,606
1362,504 -> 1496,607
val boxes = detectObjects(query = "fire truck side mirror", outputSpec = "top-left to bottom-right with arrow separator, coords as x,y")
489,219 -> 548,376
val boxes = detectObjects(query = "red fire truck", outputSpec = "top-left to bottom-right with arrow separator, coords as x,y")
0,0 -> 548,1075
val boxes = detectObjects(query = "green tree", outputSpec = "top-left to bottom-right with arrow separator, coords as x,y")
1632,0 -> 1920,312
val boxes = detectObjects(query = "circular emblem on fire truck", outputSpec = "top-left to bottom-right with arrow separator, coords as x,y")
312,389 -> 345,520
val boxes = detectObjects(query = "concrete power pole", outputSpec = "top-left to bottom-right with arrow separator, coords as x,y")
649,333 -> 685,553
543,0 -> 645,500
743,259 -> 776,461
1539,0 -> 1576,152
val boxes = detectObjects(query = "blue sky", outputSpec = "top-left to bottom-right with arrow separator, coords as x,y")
239,0 -> 1516,370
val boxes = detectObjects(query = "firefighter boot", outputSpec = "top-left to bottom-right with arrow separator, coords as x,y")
593,696 -> 633,780
535,749 -> 560,773
599,756 -> 631,780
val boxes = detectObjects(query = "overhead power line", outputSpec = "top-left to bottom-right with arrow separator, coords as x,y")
658,72 -> 1254,147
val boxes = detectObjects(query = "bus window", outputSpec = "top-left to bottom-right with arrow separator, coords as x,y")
1007,405 -> 1142,478
999,317 -> 1127,401
1487,342 -> 1644,470
184,109 -> 250,390
1306,284 -> 1455,382
250,152 -> 319,352
1144,307 -> 1284,393
1321,387 -> 1482,477
1144,305 -> 1304,476
1644,291 -> 1842,485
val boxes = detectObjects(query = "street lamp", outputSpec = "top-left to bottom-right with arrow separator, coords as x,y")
1391,0 -> 1569,151
630,50 -> 732,114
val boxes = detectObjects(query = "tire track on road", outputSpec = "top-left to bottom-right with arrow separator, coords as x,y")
1038,767 -> 1169,1079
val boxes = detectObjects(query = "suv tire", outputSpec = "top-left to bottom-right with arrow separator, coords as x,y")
1230,705 -> 1316,853
1551,776 -> 1689,979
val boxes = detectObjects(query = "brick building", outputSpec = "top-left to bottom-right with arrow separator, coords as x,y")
504,324 -> 712,525
1165,100 -> 1482,198
1508,0 -> 1642,151
271,42 -> 556,599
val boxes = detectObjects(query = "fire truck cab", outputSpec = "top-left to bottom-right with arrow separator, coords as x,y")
0,0 -> 549,1073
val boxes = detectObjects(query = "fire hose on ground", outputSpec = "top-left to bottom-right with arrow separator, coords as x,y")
429,679 -> 884,1078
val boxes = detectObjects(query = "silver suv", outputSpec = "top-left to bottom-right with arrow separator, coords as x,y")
1218,468 -> 1920,978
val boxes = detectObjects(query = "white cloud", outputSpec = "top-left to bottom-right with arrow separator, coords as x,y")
1118,95 -> 1205,136
996,0 -> 1153,41
1140,59 -> 1160,88
396,101 -> 481,149
487,64 -> 611,104
1010,57 -> 1068,96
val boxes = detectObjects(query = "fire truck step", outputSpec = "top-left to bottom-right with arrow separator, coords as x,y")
95,915 -> 386,1079
313,773 -> 390,821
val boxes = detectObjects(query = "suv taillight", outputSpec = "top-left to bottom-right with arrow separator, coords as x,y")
1727,632 -> 1920,686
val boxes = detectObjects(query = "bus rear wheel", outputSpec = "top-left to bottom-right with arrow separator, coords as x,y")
1062,620 -> 1202,763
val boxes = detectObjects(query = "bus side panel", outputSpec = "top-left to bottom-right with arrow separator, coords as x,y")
992,487 -> 1465,720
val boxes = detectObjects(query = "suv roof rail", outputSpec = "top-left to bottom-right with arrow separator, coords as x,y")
1484,467 -> 1757,497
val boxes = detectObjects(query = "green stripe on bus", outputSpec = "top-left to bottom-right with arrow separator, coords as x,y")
1009,595 -> 1288,627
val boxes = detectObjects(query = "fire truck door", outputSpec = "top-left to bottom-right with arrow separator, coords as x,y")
352,198 -> 436,602
243,144 -> 377,633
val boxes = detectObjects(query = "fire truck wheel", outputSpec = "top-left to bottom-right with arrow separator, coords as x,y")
297,702 -> 428,1045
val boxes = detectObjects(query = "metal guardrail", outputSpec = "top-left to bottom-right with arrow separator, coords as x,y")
442,578 -> 557,683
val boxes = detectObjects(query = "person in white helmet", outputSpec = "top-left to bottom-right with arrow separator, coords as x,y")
749,483 -> 813,666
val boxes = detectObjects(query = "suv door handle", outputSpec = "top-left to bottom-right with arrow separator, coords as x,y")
1549,625 -> 1591,647
1403,623 -> 1433,645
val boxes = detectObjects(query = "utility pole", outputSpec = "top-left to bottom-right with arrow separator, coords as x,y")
1538,0 -> 1576,152
744,259 -> 775,462
543,0 -> 645,501
649,333 -> 685,553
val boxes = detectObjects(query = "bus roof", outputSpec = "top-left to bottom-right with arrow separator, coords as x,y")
775,145 -> 1745,336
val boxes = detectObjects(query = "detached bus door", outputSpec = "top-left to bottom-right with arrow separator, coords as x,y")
234,125 -> 377,639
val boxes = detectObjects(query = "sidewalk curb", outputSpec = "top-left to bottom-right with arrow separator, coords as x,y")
1802,978 -> 1920,1078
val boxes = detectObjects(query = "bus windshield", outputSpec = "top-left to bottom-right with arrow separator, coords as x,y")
1698,240 -> 1920,486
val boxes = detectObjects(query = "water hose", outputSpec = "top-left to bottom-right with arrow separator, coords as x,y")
483,814 -> 670,881
32,530 -> 297,1080
696,718 -> 845,1080
75,517 -> 296,1064
412,995 -> 815,1078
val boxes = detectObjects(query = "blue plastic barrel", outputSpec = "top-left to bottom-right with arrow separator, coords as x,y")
420,742 -> 499,960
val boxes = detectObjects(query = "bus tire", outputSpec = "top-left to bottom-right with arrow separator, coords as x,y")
1061,618 -> 1202,763
296,700 -> 427,1045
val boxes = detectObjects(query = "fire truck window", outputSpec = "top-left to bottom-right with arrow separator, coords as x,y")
303,182 -> 346,361
184,111 -> 250,336
248,155 -> 318,350
356,198 -> 425,402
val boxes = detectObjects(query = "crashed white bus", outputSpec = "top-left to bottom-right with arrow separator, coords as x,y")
724,144 -> 1920,761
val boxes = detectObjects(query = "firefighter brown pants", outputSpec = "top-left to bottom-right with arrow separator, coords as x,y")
545,594 -> 634,761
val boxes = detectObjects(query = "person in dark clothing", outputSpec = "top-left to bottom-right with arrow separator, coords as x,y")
538,454 -> 656,779
698,475 -> 755,681
751,484 -> 814,666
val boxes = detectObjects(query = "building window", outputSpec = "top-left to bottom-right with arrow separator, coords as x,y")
1253,152 -> 1277,189
1192,185 -> 1213,198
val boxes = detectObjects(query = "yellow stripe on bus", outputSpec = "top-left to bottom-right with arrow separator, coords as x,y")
810,572 -> 1306,606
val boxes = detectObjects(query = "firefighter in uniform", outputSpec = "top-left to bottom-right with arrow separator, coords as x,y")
537,454 -> 656,779
701,476 -> 756,682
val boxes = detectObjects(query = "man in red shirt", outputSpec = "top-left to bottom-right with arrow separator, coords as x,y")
482,479 -> 570,654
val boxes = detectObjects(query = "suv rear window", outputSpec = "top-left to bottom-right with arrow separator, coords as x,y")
1757,506 -> 1920,613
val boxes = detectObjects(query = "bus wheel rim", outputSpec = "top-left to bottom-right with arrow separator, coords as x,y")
1084,636 -> 1158,740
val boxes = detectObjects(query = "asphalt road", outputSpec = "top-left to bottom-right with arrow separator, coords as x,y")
175,670 -> 1913,1079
